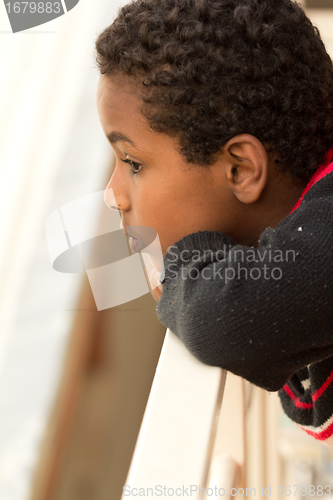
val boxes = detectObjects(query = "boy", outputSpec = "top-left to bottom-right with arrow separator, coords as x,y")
95,0 -> 333,445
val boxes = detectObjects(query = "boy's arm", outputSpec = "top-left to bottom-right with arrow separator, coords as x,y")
156,198 -> 333,392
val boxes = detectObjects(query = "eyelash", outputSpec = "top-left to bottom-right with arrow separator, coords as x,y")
121,158 -> 143,175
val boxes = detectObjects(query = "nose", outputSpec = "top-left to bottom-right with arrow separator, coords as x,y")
104,167 -> 130,213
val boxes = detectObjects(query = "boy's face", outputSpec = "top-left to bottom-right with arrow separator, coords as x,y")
97,73 -> 239,259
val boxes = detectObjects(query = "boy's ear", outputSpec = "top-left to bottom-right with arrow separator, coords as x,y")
224,134 -> 269,204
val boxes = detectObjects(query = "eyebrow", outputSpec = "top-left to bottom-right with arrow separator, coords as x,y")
107,131 -> 136,148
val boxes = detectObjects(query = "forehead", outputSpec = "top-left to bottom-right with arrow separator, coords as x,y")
96,73 -> 182,159
97,74 -> 141,113
97,74 -> 149,132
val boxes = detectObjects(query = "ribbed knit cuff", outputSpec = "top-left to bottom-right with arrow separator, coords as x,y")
160,230 -> 236,284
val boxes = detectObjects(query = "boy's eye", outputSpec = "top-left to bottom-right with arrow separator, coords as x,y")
121,158 -> 143,175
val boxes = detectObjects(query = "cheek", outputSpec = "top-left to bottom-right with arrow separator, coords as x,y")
134,188 -> 171,218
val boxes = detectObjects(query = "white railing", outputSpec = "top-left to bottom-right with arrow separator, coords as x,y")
121,329 -> 245,500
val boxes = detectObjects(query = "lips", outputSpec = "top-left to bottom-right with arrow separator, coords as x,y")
128,236 -> 145,253
122,223 -> 158,254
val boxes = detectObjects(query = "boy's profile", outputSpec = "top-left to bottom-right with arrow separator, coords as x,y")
95,0 -> 333,445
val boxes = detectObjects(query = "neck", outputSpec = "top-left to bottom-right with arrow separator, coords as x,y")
237,172 -> 307,247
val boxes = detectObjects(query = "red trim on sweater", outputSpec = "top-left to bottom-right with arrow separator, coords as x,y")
304,420 -> 333,441
313,369 -> 333,402
290,149 -> 333,214
283,368 -> 333,410
283,383 -> 313,409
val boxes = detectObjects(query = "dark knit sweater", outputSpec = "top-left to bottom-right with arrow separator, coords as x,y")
156,154 -> 333,445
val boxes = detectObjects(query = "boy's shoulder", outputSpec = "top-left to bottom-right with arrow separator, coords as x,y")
264,169 -> 333,246
302,169 -> 333,202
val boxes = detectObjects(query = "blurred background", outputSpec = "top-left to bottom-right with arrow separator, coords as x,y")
0,2 -> 166,499
0,1 -> 332,499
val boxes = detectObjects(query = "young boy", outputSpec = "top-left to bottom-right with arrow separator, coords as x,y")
95,0 -> 333,445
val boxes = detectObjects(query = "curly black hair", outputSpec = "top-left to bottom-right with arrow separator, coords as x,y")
95,0 -> 333,180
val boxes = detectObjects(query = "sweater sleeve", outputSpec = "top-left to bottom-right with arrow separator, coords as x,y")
156,196 -> 333,392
